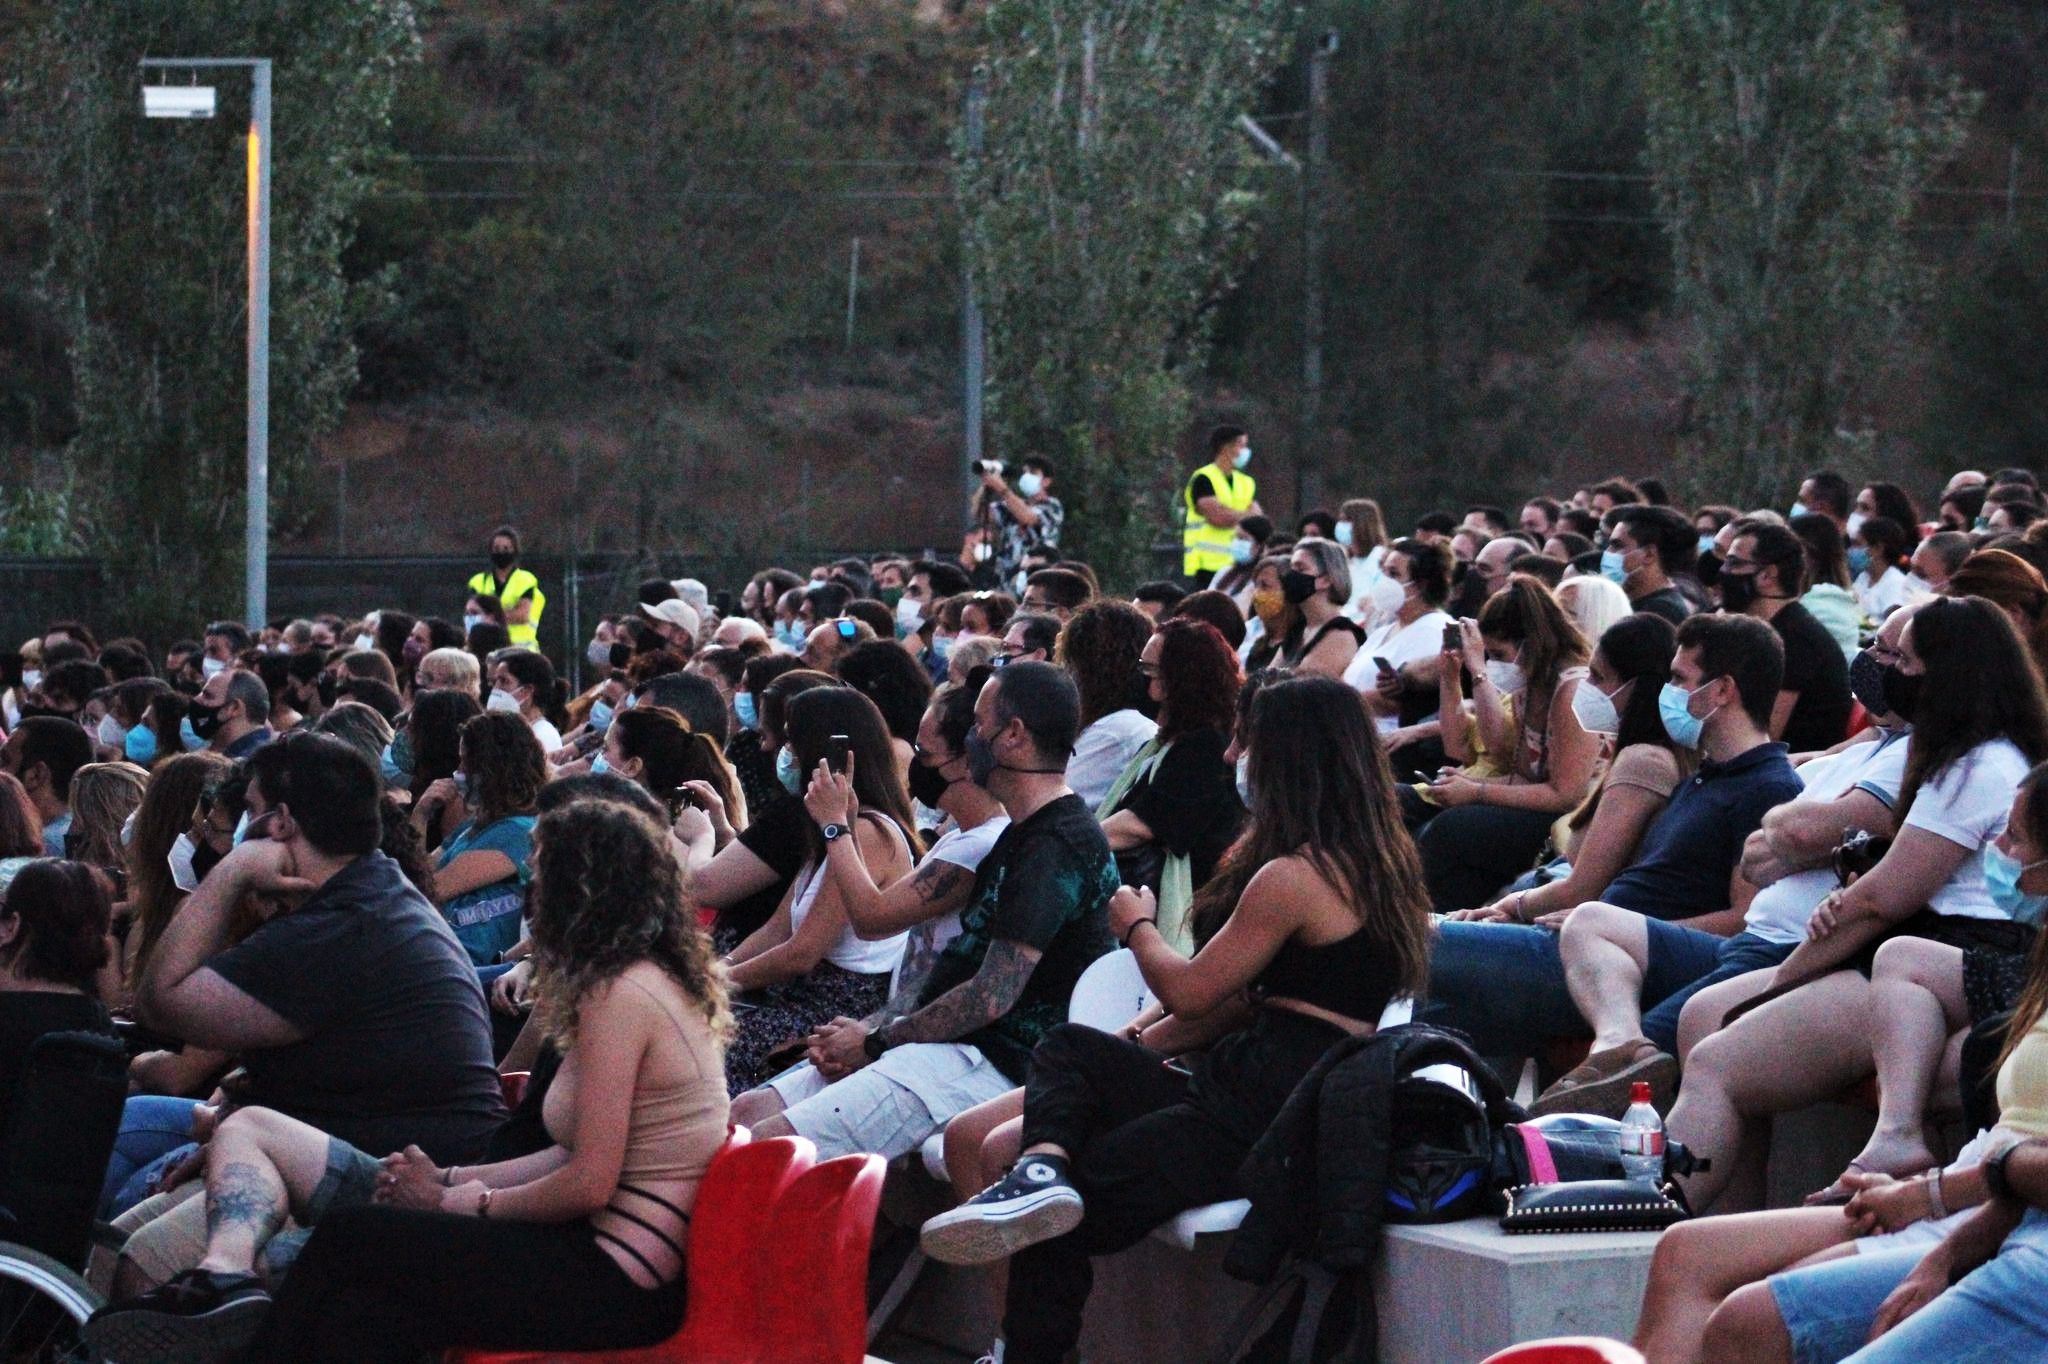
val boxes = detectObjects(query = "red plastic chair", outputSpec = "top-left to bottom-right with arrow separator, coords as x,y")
753,1153 -> 888,1364
1845,699 -> 1871,739
447,1129 -> 807,1364
498,1071 -> 530,1109
1480,1338 -> 1645,1364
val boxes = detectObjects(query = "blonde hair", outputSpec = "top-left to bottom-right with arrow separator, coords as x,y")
1556,574 -> 1631,646
68,762 -> 148,870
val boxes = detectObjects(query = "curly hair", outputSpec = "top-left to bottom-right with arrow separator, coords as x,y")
459,712 -> 547,827
529,800 -> 730,1049
1057,599 -> 1152,728
1153,618 -> 1241,746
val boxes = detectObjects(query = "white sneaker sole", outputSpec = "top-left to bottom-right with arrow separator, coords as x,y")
921,1185 -> 1085,1266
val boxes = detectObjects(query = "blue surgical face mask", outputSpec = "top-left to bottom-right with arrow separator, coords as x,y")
1697,534 -> 1717,559
1788,500 -> 1811,520
1847,547 -> 1871,578
1600,548 -> 1629,586
591,754 -> 612,777
463,612 -> 484,633
1235,754 -> 1252,808
125,722 -> 159,766
776,746 -> 802,794
929,634 -> 955,665
178,714 -> 207,752
1233,446 -> 1253,471
1230,539 -> 1255,565
775,622 -> 806,652
1984,844 -> 2048,924
734,692 -> 759,730
1333,520 -> 1354,549
379,742 -> 408,787
588,699 -> 614,734
1658,680 -> 1718,751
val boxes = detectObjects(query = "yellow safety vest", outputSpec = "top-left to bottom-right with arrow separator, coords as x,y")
1183,464 -> 1256,577
468,566 -> 546,649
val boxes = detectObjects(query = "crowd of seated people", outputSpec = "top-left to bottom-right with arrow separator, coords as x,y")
0,460 -> 2044,1361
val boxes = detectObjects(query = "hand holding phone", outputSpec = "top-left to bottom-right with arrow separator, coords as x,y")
826,734 -> 853,775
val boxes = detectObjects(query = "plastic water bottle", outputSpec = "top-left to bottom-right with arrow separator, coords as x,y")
1620,1081 -> 1666,1186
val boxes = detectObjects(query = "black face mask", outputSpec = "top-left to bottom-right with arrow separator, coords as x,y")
1848,648 -> 1891,719
907,757 -> 954,808
1696,549 -> 1721,589
1280,569 -> 1320,606
316,674 -> 340,707
490,550 -> 516,570
1880,663 -> 1922,724
187,701 -> 224,742
1718,569 -> 1758,613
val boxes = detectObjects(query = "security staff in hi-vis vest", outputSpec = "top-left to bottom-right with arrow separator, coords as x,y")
468,525 -> 546,650
1181,425 -> 1264,584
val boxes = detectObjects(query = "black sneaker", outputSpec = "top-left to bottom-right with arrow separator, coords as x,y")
920,1154 -> 1085,1265
83,1267 -> 271,1364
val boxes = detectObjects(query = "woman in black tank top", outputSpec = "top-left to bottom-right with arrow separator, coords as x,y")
918,676 -> 1433,1364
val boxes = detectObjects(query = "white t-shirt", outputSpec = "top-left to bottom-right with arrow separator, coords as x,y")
1343,545 -> 1390,621
529,717 -> 563,754
1067,710 -> 1159,810
1342,610 -> 1453,693
910,815 -> 1012,961
1905,738 -> 2035,921
1854,565 -> 1910,621
1744,730 -> 1912,944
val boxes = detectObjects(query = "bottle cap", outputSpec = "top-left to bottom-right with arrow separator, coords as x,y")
1631,1081 -> 1652,1103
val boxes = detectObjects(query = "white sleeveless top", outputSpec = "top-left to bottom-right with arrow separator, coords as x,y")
788,814 -> 909,976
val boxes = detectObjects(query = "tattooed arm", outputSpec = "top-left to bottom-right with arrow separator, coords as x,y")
876,938 -> 1043,1047
823,832 -> 979,940
861,919 -> 948,1029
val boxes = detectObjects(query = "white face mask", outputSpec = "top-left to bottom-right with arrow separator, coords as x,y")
895,594 -> 925,637
1369,573 -> 1406,616
168,833 -> 200,893
1017,471 -> 1044,498
487,687 -> 523,715
1845,511 -> 1868,541
201,657 -> 228,679
353,633 -> 376,653
1571,678 -> 1625,735
1235,754 -> 1253,808
19,669 -> 40,693
97,713 -> 126,748
120,808 -> 139,848
1484,660 -> 1527,695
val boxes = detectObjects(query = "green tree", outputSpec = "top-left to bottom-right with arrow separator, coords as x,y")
961,0 -> 1296,586
7,0 -> 419,638
1643,0 -> 1973,506
1216,0 -> 1580,528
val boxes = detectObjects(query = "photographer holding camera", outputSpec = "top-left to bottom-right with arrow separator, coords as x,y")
967,455 -> 1064,591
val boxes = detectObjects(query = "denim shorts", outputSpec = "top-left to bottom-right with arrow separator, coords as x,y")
1770,1206 -> 2048,1363
1639,925 -> 1793,1055
260,1137 -> 385,1280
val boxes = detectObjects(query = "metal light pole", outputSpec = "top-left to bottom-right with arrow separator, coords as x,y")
961,69 -> 988,521
140,57 -> 272,628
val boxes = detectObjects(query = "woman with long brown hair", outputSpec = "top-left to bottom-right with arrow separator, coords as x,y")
1948,548 -> 2048,680
920,675 -> 1431,1364
1410,574 -> 1599,910
720,686 -> 920,1092
1097,619 -> 1246,946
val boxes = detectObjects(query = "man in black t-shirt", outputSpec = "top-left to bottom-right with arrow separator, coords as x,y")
1606,505 -> 1696,627
730,662 -> 1118,1160
1719,521 -> 1851,752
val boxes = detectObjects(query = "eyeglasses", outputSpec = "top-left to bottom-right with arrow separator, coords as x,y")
1718,556 -> 1758,573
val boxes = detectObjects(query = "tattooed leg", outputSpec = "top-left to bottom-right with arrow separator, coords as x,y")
195,1107 -> 343,1276
199,1160 -> 286,1276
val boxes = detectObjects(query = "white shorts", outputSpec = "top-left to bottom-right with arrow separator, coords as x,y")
765,1042 -> 1017,1161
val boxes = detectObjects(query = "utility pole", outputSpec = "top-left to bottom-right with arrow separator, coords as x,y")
1299,30 -> 1335,516
961,70 -> 988,523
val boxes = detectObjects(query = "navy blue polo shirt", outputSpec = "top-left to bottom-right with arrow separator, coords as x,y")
1603,741 -> 1804,921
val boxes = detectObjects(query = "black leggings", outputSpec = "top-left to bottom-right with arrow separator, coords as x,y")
1003,1017 -> 1337,1364
1401,790 -> 1556,912
242,1204 -> 685,1363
